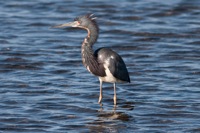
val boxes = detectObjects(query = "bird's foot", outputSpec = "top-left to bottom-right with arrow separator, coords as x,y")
113,105 -> 117,112
98,99 -> 103,107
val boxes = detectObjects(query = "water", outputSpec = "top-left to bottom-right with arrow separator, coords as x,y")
0,0 -> 200,132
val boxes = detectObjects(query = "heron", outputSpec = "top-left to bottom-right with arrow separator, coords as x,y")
52,14 -> 130,105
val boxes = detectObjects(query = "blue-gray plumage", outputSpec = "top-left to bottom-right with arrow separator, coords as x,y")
52,14 -> 130,105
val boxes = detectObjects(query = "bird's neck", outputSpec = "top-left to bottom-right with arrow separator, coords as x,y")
81,24 -> 99,70
81,23 -> 98,60
84,24 -> 99,47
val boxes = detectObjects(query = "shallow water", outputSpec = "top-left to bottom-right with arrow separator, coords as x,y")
0,0 -> 200,132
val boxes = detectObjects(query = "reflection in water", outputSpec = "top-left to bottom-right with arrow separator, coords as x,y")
87,103 -> 134,132
98,110 -> 131,121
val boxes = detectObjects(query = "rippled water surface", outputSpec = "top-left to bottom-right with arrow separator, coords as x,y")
0,0 -> 200,132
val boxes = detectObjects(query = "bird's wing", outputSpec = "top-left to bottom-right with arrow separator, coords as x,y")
108,52 -> 130,82
95,48 -> 130,82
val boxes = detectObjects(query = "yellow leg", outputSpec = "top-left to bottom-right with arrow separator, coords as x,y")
113,83 -> 117,105
98,80 -> 103,104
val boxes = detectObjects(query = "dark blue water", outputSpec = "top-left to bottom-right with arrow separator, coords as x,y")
0,0 -> 200,132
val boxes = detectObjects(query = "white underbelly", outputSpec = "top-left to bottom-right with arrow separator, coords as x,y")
98,67 -> 124,83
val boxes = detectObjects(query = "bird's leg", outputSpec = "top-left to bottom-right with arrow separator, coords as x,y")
113,83 -> 117,105
98,79 -> 103,104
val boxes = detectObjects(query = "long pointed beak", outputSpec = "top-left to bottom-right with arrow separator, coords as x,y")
51,21 -> 79,28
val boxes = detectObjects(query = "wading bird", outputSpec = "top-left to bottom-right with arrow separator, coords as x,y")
53,14 -> 130,106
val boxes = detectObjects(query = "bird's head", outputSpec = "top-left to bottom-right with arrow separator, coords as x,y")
52,14 -> 97,30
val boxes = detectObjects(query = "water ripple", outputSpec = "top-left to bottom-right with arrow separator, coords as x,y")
0,0 -> 200,132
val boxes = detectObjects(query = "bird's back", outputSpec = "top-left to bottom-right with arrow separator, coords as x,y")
94,48 -> 130,83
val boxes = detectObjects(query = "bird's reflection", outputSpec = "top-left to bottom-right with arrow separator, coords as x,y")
97,101 -> 134,122
97,105 -> 132,122
87,102 -> 134,132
